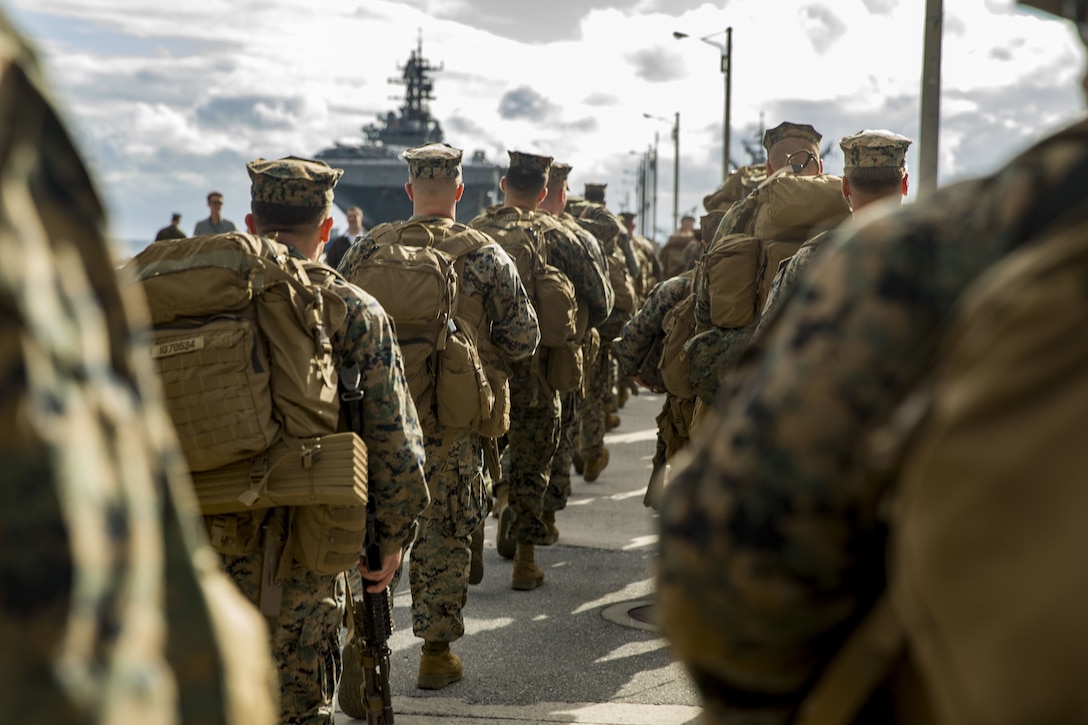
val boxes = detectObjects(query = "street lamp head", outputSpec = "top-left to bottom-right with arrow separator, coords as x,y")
672,31 -> 689,39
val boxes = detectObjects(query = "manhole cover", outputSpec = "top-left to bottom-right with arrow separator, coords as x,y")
601,598 -> 659,634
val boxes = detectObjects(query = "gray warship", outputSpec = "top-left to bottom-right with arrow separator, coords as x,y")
314,38 -> 501,225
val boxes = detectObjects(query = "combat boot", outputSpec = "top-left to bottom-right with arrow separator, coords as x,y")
417,640 -> 463,690
605,412 -> 621,431
542,510 -> 559,545
583,447 -> 610,482
512,542 -> 544,591
572,448 -> 585,475
496,495 -> 516,559
468,523 -> 485,585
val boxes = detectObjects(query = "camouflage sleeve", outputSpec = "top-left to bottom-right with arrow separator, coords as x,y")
756,238 -> 825,338
568,222 -> 616,319
462,244 -> 541,363
657,133 -> 1084,697
330,278 -> 429,551
715,192 -> 759,239
334,229 -> 378,278
547,225 -> 613,327
613,275 -> 690,376
1,18 -> 277,723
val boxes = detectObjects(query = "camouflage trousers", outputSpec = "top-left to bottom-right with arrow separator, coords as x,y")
502,373 -> 560,544
223,526 -> 343,725
545,389 -> 581,513
410,425 -> 488,642
579,346 -> 609,460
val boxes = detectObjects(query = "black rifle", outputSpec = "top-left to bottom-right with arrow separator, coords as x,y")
339,361 -> 395,724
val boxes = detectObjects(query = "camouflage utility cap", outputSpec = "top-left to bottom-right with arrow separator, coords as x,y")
762,121 -> 822,152
584,182 -> 607,202
404,142 -> 463,179
549,162 -> 572,187
840,130 -> 913,169
247,156 -> 343,207
619,211 -> 636,222
508,150 -> 554,176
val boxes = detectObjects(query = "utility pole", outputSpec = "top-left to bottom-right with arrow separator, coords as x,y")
672,111 -> 680,234
674,27 -> 733,183
919,0 -> 943,197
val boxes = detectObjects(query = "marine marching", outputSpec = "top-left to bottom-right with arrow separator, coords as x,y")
14,2 -> 1088,724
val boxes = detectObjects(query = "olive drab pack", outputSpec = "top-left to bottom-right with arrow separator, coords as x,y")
124,232 -> 348,471
658,270 -> 699,399
703,174 -> 850,329
887,219 -> 1088,725
347,220 -> 497,431
124,232 -> 370,576
472,206 -> 578,349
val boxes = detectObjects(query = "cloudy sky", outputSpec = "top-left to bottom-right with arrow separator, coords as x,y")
7,0 -> 1085,255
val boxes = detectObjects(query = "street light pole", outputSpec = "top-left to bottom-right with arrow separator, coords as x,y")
723,27 -> 732,182
675,27 -> 732,183
672,111 -> 680,234
647,133 -> 658,240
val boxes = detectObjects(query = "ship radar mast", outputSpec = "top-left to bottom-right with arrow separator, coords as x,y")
363,30 -> 445,149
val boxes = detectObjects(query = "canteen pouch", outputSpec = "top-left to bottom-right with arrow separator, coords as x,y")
204,511 -> 263,557
437,323 -> 494,429
290,505 -> 368,576
546,340 -> 584,393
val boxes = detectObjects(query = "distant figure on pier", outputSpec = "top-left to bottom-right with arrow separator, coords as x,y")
193,190 -> 237,235
154,211 -> 186,240
324,204 -> 365,269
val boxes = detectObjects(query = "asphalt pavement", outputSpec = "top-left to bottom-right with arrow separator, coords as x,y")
335,389 -> 702,724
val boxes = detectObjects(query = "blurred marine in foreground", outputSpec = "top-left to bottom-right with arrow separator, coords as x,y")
0,7 -> 277,724
658,1 -> 1088,723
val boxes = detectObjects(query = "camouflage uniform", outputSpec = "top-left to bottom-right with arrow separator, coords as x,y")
657,117 -> 1088,718
340,211 -> 538,642
613,273 -> 696,506
572,205 -> 631,470
759,130 -> 913,334
222,159 -> 429,725
472,182 -> 610,547
702,164 -> 767,213
0,11 -> 277,724
540,209 -> 613,511
757,232 -> 829,335
688,124 -> 829,411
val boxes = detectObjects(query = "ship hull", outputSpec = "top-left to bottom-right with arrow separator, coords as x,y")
330,158 -> 503,226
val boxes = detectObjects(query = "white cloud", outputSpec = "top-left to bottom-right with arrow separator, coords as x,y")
8,0 -> 1086,245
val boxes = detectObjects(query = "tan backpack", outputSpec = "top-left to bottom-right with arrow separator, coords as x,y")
797,217 -> 1088,725
658,271 -> 699,399
347,220 -> 496,431
889,219 -> 1088,725
472,207 -> 578,349
124,232 -> 369,577
124,232 -> 348,471
701,175 -> 849,330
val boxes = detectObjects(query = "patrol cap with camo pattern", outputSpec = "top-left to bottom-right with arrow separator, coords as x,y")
507,150 -> 554,176
762,121 -> 822,152
548,161 -> 574,189
584,182 -> 607,201
840,129 -> 913,169
548,162 -> 572,188
404,142 -> 463,179
247,156 -> 343,207
619,211 -> 636,222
